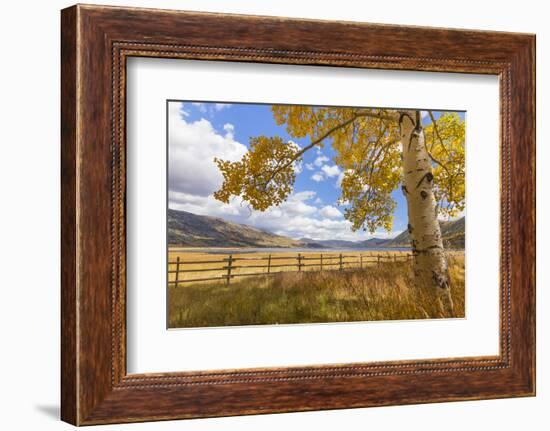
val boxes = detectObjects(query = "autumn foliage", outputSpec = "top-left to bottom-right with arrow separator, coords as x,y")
214,106 -> 464,234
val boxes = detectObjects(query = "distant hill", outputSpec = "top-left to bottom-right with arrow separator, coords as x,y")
168,209 -> 464,250
385,217 -> 465,249
299,237 -> 392,249
360,237 -> 393,247
168,209 -> 302,248
298,238 -> 364,249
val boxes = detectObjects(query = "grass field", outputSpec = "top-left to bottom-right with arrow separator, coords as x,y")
168,249 -> 415,285
167,250 -> 465,328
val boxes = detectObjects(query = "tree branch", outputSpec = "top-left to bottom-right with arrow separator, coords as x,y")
422,129 -> 452,175
424,112 -> 465,205
259,110 -> 399,188
428,111 -> 451,158
421,128 -> 455,202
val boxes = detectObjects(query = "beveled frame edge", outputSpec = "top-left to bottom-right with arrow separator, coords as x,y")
61,4 -> 535,425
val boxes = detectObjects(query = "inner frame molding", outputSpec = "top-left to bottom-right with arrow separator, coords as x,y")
61,4 -> 534,425
121,46 -> 505,383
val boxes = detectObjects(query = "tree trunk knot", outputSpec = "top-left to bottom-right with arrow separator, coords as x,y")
416,172 -> 434,189
420,190 -> 428,199
432,270 -> 450,290
408,130 -> 420,150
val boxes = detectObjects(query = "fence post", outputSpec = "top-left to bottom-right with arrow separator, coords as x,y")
377,255 -> 381,266
393,254 -> 397,263
267,254 -> 272,274
320,253 -> 323,271
175,256 -> 181,287
360,254 -> 363,269
339,253 -> 343,271
298,253 -> 302,272
226,254 -> 233,285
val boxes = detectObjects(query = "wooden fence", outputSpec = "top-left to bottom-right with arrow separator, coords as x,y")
168,252 -> 414,286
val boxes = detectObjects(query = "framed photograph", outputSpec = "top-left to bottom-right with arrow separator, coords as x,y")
61,4 -> 535,425
165,99 -> 466,329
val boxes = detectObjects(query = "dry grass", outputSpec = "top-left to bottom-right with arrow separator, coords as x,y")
167,253 -> 465,328
168,249 -> 413,284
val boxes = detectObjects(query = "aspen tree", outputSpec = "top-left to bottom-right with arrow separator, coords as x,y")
214,106 -> 465,315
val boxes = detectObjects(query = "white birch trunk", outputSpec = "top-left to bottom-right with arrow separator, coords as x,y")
399,110 -> 454,315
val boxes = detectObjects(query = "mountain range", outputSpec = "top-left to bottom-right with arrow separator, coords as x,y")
384,216 -> 465,249
168,208 -> 465,249
168,209 -> 302,248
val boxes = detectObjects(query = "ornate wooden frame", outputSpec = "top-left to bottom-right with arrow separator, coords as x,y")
61,4 -> 535,425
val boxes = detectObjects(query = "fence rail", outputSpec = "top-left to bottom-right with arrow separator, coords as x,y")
168,252 -> 414,286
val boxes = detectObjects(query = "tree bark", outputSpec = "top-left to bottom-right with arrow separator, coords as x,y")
399,110 -> 454,315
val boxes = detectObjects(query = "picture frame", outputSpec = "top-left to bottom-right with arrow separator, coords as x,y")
61,4 -> 535,425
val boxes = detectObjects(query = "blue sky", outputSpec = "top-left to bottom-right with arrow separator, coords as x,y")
168,101 -> 462,241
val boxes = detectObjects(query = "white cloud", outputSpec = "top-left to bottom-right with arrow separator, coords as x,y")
169,186 -> 396,242
191,102 -> 207,113
253,212 -> 354,241
319,205 -> 343,219
305,163 -> 314,171
191,102 -> 232,115
223,123 -> 234,139
170,102 -> 189,118
264,215 -> 375,241
168,102 -> 247,197
266,201 -> 316,219
370,230 -> 401,240
167,101 -> 400,242
169,190 -> 244,217
215,103 -> 232,111
438,209 -> 465,222
310,164 -> 342,184
288,140 -> 301,151
170,188 -> 345,240
313,155 -> 329,167
311,172 -> 324,182
336,172 -> 346,187
292,191 -> 316,200
336,169 -> 357,188
321,164 -> 342,178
